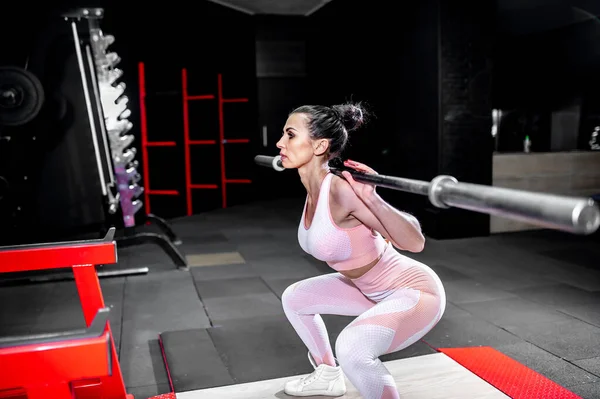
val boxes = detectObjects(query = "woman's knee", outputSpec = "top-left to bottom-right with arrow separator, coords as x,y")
281,281 -> 302,312
335,327 -> 374,369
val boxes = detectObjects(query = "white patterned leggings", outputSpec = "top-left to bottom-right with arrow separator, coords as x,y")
281,247 -> 446,399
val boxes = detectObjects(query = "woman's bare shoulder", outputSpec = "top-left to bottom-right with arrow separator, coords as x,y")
330,174 -> 360,210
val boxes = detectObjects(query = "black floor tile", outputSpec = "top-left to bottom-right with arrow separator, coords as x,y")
459,297 -> 573,329
469,269 -> 558,291
573,357 -> 600,377
31,305 -> 85,333
428,264 -> 470,282
180,241 -> 239,256
470,248 -> 560,276
120,319 -> 166,348
261,277 -> 302,298
248,256 -> 323,279
505,318 -> 600,361
219,227 -> 273,243
442,278 -> 517,304
118,244 -> 179,268
190,263 -> 257,282
442,302 -> 473,318
203,293 -> 285,324
557,303 -> 600,328
177,231 -> 229,245
542,265 -> 600,292
121,270 -> 211,349
0,283 -> 54,326
568,382 -> 600,399
160,329 -> 234,391
496,341 -> 563,363
206,314 -> 314,384
195,277 -> 272,299
120,339 -> 170,388
510,284 -> 600,307
101,278 -> 126,326
421,314 -> 523,348
236,243 -> 306,263
540,247 -> 600,270
112,323 -> 121,356
0,324 -> 31,337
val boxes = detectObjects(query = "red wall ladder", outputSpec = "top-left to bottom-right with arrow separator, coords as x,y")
138,62 -> 252,216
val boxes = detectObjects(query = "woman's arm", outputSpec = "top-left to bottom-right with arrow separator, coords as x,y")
333,177 -> 425,252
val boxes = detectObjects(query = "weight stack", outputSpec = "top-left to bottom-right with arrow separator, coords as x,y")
0,8 -> 142,244
87,11 -> 144,228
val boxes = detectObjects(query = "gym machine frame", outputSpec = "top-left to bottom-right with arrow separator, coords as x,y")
65,9 -> 187,269
255,155 -> 600,236
0,227 -> 133,399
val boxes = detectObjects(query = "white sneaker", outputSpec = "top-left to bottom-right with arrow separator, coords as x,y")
284,352 -> 346,397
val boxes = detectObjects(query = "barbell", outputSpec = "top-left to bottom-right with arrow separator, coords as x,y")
254,155 -> 600,236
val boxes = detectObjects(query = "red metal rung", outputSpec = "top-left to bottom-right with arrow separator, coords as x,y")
148,190 -> 179,195
225,139 -> 249,143
187,95 -> 215,100
190,184 -> 218,189
222,98 -> 248,103
189,140 -> 216,145
226,179 -> 252,184
146,141 -> 177,147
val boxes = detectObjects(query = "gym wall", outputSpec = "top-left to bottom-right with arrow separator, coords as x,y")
0,0 -> 496,242
306,0 -> 496,239
5,1 -> 594,242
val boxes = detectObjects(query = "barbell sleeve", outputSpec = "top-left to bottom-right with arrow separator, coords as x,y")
253,155 -> 600,235
429,178 -> 600,235
255,155 -> 285,171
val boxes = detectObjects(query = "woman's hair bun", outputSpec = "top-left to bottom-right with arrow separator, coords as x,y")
332,102 -> 368,132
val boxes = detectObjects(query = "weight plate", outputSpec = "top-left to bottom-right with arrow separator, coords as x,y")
0,66 -> 45,127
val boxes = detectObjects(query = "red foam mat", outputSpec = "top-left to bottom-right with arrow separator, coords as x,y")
439,346 -> 582,399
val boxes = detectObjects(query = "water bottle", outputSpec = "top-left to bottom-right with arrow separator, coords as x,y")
524,135 -> 531,153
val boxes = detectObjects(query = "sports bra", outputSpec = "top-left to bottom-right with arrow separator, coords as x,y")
298,173 -> 387,271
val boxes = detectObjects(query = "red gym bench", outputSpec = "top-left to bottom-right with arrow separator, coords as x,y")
0,228 -> 133,399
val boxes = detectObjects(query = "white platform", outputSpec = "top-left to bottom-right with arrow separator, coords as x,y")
177,353 -> 510,398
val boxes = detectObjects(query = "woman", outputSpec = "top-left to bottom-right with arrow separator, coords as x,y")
277,102 -> 446,399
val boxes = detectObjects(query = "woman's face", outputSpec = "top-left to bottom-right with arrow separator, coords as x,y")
276,113 -> 317,169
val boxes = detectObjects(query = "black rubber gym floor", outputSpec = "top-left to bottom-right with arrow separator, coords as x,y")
1,197 -> 599,399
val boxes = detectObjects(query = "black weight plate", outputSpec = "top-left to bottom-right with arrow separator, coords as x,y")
0,66 -> 45,126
